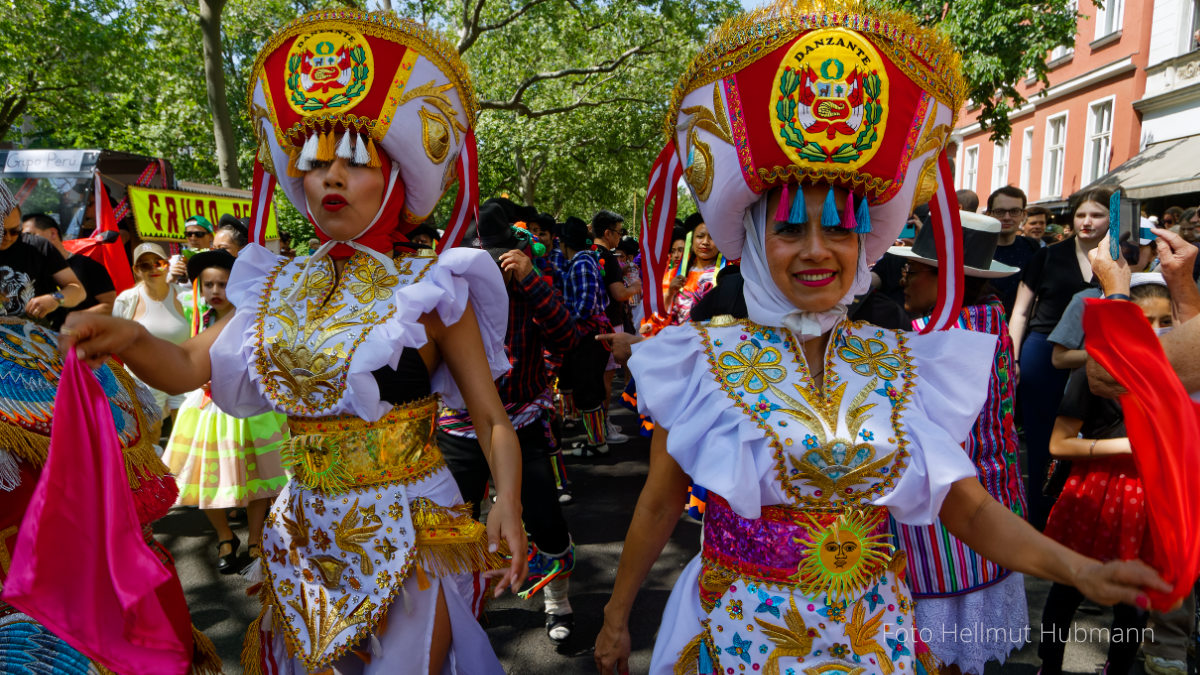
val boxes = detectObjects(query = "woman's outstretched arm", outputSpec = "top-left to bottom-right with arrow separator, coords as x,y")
595,426 -> 691,674
60,311 -> 228,393
940,477 -> 1171,608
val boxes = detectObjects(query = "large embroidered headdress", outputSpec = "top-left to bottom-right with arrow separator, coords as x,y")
246,10 -> 480,252
641,0 -> 969,331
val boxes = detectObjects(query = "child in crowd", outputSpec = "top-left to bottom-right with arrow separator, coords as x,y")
160,250 -> 290,573
1039,275 -> 1174,675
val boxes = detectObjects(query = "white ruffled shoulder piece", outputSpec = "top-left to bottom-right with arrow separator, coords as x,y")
628,323 -> 779,519
392,247 -> 510,410
874,326 -> 997,525
211,244 -> 509,419
629,320 -> 995,523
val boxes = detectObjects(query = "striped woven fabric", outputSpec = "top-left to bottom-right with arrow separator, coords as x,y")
893,298 -> 1028,597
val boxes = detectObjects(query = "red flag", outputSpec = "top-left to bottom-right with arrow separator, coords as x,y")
2,349 -> 192,674
91,173 -> 135,293
1083,297 -> 1200,608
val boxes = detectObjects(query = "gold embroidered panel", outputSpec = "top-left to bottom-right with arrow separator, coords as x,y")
251,252 -> 434,417
699,320 -> 915,512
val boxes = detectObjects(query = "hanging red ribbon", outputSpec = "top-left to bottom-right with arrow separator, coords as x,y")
921,151 -> 965,334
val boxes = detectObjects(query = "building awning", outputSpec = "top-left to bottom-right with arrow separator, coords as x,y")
1087,134 -> 1200,199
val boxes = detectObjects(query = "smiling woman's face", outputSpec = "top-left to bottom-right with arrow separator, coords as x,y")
763,185 -> 860,313
302,154 -> 386,241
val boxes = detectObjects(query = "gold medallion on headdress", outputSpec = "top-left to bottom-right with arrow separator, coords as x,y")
773,28 -> 888,170
285,29 -> 375,115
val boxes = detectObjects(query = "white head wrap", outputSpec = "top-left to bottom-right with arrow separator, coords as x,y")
740,194 -> 872,340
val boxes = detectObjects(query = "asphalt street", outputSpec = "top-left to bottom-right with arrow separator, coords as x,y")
159,403 -> 1147,674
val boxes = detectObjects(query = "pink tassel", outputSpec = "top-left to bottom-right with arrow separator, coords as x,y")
842,191 -> 857,230
775,182 -> 791,222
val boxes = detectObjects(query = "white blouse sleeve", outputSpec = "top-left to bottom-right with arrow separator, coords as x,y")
628,325 -> 778,519
391,248 -> 510,410
873,327 -> 997,525
208,244 -> 279,417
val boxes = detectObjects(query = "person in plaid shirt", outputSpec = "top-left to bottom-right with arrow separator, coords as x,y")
557,216 -> 614,455
438,201 -> 581,642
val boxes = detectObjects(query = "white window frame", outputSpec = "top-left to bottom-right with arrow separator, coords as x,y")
962,145 -> 980,193
991,141 -> 1010,192
1051,0 -> 1078,60
1094,0 -> 1124,39
1043,112 -> 1069,199
1082,96 -> 1115,184
1019,127 -> 1035,196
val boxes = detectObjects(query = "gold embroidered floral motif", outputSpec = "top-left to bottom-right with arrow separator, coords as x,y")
333,497 -> 383,575
346,259 -> 399,303
837,335 -> 903,380
308,554 -> 350,589
803,664 -> 866,675
374,537 -> 398,561
717,342 -> 786,394
281,493 -> 310,567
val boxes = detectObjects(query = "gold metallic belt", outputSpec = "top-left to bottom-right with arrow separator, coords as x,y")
283,395 -> 445,493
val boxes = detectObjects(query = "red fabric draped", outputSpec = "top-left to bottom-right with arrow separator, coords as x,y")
1083,297 -> 1200,608
2,350 -> 192,674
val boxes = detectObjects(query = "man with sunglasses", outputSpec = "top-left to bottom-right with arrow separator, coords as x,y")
0,184 -> 85,321
986,185 -> 1040,318
168,215 -> 215,283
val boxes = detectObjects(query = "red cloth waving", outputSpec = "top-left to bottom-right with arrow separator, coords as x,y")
1083,297 -> 1200,608
2,349 -> 191,675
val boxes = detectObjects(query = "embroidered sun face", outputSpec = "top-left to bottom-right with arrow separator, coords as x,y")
794,509 -> 893,603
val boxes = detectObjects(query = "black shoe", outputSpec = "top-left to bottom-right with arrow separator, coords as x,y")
546,612 -> 574,644
216,535 -> 240,575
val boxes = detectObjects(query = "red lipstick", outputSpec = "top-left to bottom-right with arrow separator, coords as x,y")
794,269 -> 837,287
322,194 -> 347,212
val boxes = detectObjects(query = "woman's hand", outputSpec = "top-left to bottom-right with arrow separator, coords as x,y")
483,493 -> 528,597
594,617 -> 632,674
668,275 -> 685,295
59,312 -> 146,368
1072,558 -> 1174,610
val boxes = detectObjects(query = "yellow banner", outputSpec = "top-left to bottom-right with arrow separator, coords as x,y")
127,186 -> 278,241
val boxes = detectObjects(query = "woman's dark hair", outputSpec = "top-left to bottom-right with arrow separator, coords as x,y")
1068,187 -> 1115,219
963,275 -> 995,306
671,226 -> 686,245
1131,282 -> 1170,303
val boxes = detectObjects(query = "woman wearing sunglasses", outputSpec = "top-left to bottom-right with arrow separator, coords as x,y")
113,243 -> 191,419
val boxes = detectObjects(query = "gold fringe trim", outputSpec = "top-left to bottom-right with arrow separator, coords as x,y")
365,136 -> 381,168
287,146 -> 305,178
316,130 -> 335,162
411,498 -> 509,578
674,632 -> 705,675
94,665 -> 118,675
0,424 -> 49,468
664,0 -> 966,141
189,624 -> 223,675
240,587 -> 271,675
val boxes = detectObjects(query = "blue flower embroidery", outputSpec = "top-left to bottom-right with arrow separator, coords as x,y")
875,383 -> 902,408
803,434 -> 819,450
818,599 -> 848,623
755,588 -> 785,618
859,429 -> 875,442
863,584 -> 884,611
887,633 -> 911,660
718,342 -> 786,394
759,644 -> 769,654
839,335 -> 903,380
753,394 -> 780,419
725,632 -> 753,664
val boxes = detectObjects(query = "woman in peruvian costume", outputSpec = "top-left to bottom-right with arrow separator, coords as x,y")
594,2 -> 1171,674
62,10 -> 526,674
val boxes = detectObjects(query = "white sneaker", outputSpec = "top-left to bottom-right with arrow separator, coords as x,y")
606,420 -> 629,444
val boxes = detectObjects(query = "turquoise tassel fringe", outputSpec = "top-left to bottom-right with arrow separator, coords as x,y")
854,194 -> 872,233
820,187 -> 840,228
788,184 -> 808,223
